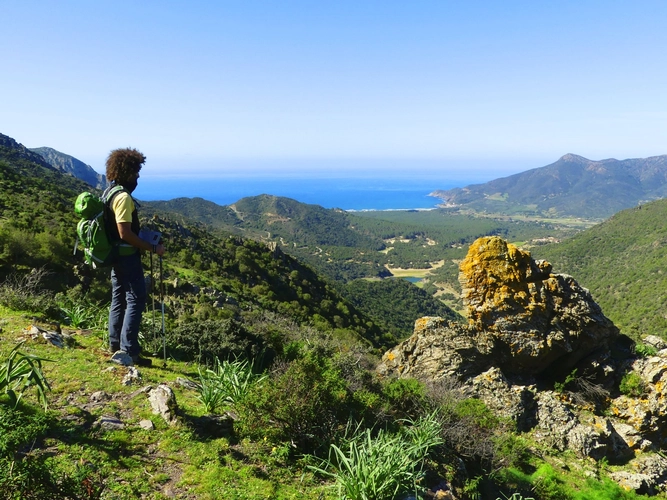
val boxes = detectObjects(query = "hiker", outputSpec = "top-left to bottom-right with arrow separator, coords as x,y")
105,147 -> 165,366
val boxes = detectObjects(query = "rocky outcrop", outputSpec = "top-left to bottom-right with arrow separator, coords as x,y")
379,236 -> 626,382
377,236 -> 667,493
0,133 -> 56,170
461,237 -> 620,378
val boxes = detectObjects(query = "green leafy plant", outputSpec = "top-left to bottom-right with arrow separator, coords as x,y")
309,413 -> 443,500
0,343 -> 51,409
554,369 -> 578,393
497,494 -> 535,500
235,353 -> 351,454
196,357 -> 266,414
619,372 -> 646,397
634,343 -> 658,358
56,297 -> 103,329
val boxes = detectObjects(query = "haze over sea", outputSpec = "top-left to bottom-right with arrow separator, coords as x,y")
134,174 -> 478,211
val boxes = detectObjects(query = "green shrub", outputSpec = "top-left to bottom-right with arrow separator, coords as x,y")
438,397 -> 506,467
235,353 -> 350,455
493,433 -> 531,469
634,343 -> 658,358
454,398 -> 499,430
382,378 -> 426,420
167,318 -> 264,363
619,372 -> 646,397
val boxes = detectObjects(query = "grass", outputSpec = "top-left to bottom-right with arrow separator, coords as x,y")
0,308 -> 334,499
0,304 -> 660,499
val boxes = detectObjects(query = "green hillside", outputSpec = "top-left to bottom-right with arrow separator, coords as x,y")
147,195 -> 577,289
537,198 -> 667,339
0,137 -> 395,351
344,278 -> 461,339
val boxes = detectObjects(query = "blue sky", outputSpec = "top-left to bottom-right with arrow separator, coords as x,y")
3,1 -> 667,178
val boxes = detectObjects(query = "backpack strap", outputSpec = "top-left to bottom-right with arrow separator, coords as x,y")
103,185 -> 140,255
103,185 -> 130,243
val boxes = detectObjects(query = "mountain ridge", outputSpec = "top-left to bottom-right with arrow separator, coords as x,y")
431,153 -> 667,219
30,146 -> 107,189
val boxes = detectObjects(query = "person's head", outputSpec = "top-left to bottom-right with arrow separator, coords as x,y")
105,147 -> 146,193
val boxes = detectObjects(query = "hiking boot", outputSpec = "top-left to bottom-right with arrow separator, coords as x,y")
132,355 -> 152,367
110,350 -> 133,366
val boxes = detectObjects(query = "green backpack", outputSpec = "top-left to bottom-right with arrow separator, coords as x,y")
74,185 -> 127,268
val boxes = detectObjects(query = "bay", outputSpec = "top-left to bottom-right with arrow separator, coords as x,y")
134,175 -> 474,211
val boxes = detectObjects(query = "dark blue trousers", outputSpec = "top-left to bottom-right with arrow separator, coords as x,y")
109,252 -> 146,357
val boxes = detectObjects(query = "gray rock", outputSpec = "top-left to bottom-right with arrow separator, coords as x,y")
122,367 -> 142,386
148,384 -> 178,425
95,415 -> 124,431
175,377 -> 199,390
642,335 -> 667,351
139,419 -> 155,431
610,455 -> 667,495
469,367 -> 537,431
90,391 -> 110,402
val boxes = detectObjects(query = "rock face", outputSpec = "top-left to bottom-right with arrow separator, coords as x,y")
377,236 -> 667,494
379,236 -> 624,381
460,236 -> 620,378
30,146 -> 107,189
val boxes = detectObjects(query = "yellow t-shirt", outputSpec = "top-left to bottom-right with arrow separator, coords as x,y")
111,192 -> 135,223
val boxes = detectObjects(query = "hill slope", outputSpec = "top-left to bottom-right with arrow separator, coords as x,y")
536,198 -> 667,339
0,133 -> 395,348
431,153 -> 667,220
31,146 -> 107,189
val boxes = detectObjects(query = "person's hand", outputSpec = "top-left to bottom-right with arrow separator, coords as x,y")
155,243 -> 166,257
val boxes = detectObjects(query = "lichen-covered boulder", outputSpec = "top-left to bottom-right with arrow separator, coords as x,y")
459,236 -> 620,377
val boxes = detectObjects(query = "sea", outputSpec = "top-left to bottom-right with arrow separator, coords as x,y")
133,174 -> 481,211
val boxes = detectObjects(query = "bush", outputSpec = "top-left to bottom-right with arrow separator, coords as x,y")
235,352 -> 350,455
0,268 -> 56,316
438,397 -> 505,468
167,318 -> 264,363
381,378 -> 426,420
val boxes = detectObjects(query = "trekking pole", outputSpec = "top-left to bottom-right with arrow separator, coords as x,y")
150,250 -> 157,345
160,253 -> 166,367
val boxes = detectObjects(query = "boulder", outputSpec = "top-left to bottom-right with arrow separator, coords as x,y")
377,236 -> 626,382
459,236 -> 620,377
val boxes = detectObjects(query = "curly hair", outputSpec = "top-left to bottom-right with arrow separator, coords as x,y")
105,148 -> 146,184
